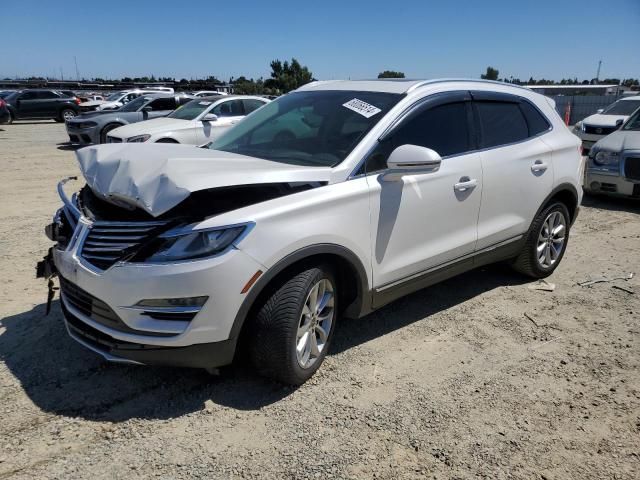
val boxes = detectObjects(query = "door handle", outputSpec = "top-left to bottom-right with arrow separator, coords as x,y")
531,160 -> 549,173
453,177 -> 478,192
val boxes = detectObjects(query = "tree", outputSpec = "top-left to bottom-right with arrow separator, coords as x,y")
378,70 -> 405,79
481,66 -> 499,81
265,58 -> 313,94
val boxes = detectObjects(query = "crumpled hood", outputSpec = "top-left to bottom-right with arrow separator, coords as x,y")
107,117 -> 190,139
76,144 -> 332,217
593,130 -> 640,153
582,113 -> 628,127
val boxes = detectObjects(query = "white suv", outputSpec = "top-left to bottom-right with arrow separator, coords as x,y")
39,79 -> 582,384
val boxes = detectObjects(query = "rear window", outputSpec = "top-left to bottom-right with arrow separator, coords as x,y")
476,101 -> 528,148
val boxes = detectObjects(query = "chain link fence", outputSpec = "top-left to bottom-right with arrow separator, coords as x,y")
552,95 -> 619,125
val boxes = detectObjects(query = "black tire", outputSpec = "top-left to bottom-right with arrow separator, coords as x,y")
156,138 -> 179,143
100,123 -> 122,143
57,109 -> 77,123
248,266 -> 337,385
4,111 -> 14,124
512,202 -> 571,278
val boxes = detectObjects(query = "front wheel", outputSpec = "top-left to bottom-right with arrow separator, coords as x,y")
249,266 -> 337,385
512,202 -> 570,278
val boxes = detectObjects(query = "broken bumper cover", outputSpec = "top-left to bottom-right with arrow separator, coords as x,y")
61,300 -> 237,368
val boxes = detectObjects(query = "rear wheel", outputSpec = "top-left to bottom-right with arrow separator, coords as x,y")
5,111 -> 13,124
57,109 -> 77,122
512,202 -> 570,278
248,266 -> 337,385
100,123 -> 122,143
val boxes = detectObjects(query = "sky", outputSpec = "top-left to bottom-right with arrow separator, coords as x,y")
3,0 -> 639,83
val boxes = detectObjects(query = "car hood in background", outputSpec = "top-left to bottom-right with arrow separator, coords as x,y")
593,130 -> 640,153
582,113 -> 629,128
108,117 -> 191,139
80,100 -> 107,108
76,144 -> 332,217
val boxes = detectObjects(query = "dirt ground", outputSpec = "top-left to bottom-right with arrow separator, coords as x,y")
0,121 -> 639,480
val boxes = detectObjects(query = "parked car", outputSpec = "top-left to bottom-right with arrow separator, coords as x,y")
39,79 -> 582,384
0,97 -> 10,124
574,96 -> 640,153
192,90 -> 227,97
3,89 -> 81,123
584,106 -> 640,198
79,89 -> 172,112
106,95 -> 269,144
0,90 -> 16,98
66,94 -> 193,144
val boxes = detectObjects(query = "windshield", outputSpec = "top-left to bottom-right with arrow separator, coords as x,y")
623,108 -> 640,131
168,99 -> 213,120
208,90 -> 402,167
106,92 -> 124,101
119,96 -> 151,112
602,99 -> 640,116
0,91 -> 14,99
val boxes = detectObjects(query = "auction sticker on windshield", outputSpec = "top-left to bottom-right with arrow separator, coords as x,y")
343,98 -> 382,118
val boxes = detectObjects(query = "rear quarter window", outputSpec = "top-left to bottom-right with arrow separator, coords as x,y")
519,101 -> 551,136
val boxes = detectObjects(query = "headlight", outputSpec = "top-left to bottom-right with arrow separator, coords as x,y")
575,121 -> 584,132
127,134 -> 151,143
74,121 -> 97,129
145,224 -> 249,262
593,151 -> 619,166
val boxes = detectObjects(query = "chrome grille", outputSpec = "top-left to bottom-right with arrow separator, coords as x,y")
80,220 -> 168,270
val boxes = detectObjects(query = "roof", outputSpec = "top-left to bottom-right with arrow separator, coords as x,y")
297,78 -> 532,94
524,84 -> 619,89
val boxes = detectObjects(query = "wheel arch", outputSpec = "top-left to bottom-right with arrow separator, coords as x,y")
537,183 -> 579,226
230,244 -> 371,341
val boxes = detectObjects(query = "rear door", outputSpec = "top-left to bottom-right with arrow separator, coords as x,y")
472,92 -> 554,249
15,91 -> 40,118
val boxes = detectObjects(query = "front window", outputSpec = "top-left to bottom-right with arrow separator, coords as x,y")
623,108 -> 640,131
208,90 -> 401,167
602,99 -> 640,116
119,96 -> 152,112
168,99 -> 214,120
106,92 -> 124,101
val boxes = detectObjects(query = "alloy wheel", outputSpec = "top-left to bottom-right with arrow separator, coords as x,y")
295,278 -> 335,369
536,211 -> 566,268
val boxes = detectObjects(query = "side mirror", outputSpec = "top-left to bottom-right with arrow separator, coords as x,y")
596,108 -> 604,114
615,119 -> 624,128
142,106 -> 152,112
202,113 -> 218,122
383,144 -> 442,181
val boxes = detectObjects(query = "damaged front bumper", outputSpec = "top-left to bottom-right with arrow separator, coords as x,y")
38,177 -> 265,369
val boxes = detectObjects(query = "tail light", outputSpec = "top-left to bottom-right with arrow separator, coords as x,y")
0,99 -> 5,108
74,97 -> 81,105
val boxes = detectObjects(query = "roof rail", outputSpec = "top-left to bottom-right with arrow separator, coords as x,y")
406,78 -> 534,93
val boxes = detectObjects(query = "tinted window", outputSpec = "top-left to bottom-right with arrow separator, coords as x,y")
519,101 -> 550,136
20,91 -> 38,100
37,91 -> 59,99
602,99 -> 640,115
243,99 -> 266,114
476,101 -> 528,148
148,97 -> 176,111
365,101 -> 471,173
212,100 -> 244,117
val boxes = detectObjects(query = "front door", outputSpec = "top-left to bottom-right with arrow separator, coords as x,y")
365,93 -> 483,289
196,99 -> 246,144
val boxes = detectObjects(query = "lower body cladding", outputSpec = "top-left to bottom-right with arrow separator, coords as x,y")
66,125 -> 100,145
52,239 -> 266,369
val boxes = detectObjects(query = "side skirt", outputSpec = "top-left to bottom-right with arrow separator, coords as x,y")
370,235 -> 525,310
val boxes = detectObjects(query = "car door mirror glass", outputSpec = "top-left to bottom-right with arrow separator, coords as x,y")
615,119 -> 624,128
383,144 -> 442,180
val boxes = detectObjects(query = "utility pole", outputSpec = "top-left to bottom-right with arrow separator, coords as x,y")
74,56 -> 80,81
596,60 -> 602,82
60,67 -> 64,81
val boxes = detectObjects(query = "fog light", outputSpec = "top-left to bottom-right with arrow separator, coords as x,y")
134,296 -> 208,308
590,181 -> 601,191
